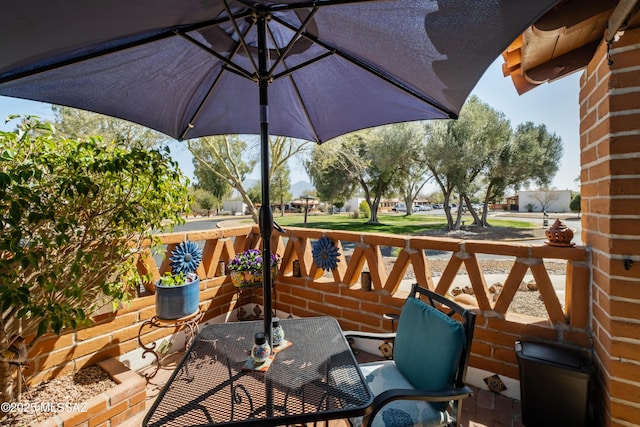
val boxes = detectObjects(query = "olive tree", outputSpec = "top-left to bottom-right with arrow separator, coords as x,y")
0,116 -> 190,408
52,106 -> 165,149
189,135 -> 310,223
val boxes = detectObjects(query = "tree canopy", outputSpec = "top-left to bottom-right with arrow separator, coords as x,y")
425,96 -> 563,228
189,135 -> 310,222
52,106 -> 165,149
307,123 -> 425,224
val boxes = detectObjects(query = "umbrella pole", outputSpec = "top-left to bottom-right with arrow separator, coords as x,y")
256,13 -> 273,350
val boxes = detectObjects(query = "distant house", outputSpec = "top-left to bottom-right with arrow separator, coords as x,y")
223,200 -> 248,215
505,195 -> 519,211
288,197 -> 319,212
518,190 -> 571,212
343,197 -> 366,213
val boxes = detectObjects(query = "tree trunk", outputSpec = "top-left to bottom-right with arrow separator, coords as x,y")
452,194 -> 464,230
403,196 -> 413,215
236,188 -> 259,223
479,183 -> 494,226
368,207 -> 378,223
0,360 -> 15,411
442,194 -> 454,230
0,327 -> 15,413
280,194 -> 284,217
367,198 -> 382,224
464,193 -> 483,227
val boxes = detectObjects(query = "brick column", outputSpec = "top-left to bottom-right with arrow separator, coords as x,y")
580,28 -> 640,426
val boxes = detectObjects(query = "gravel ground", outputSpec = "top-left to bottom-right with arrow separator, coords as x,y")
4,365 -> 115,427
418,258 -> 566,319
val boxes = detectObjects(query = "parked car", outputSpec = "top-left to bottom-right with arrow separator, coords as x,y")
414,204 -> 432,211
392,203 -> 407,212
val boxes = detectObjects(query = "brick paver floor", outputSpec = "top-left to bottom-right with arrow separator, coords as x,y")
122,350 -> 522,427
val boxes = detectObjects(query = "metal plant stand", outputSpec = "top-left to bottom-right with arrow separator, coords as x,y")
137,310 -> 203,378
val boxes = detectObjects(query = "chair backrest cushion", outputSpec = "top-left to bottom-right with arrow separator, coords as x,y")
394,296 -> 466,391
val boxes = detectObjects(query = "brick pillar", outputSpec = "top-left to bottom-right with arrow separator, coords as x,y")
580,28 -> 640,426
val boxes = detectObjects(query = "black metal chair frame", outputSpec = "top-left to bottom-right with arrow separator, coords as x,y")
345,283 -> 477,427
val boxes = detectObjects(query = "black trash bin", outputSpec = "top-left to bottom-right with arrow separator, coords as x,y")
515,341 -> 591,427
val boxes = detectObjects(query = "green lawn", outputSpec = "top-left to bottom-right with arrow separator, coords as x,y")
272,212 -> 535,235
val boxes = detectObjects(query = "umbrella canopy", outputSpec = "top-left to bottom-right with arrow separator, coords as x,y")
0,0 -> 559,143
0,0 -> 560,342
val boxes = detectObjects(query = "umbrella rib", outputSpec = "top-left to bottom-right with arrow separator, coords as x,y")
179,66 -> 226,141
179,33 -> 255,82
271,52 -> 334,80
267,7 -> 319,78
0,11 -> 256,85
180,22 -> 259,140
266,26 -> 321,142
270,14 -> 456,118
256,0 -> 382,13
288,74 -> 321,143
223,0 -> 260,76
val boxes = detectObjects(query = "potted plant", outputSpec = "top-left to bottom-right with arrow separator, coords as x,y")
155,240 -> 203,320
227,248 -> 280,288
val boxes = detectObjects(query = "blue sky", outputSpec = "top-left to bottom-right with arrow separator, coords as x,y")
0,57 -> 581,192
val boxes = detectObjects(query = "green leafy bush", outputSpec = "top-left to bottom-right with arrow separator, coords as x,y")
359,201 -> 370,218
0,116 -> 190,355
570,194 -> 581,213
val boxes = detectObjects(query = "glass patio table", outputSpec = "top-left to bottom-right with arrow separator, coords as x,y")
143,316 -> 373,426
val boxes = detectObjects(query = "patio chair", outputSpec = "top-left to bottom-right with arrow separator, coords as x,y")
345,283 -> 476,427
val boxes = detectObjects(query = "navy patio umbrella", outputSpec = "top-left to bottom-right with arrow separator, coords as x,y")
0,0 -> 560,343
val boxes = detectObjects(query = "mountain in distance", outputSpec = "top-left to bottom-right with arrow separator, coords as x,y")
291,180 -> 314,198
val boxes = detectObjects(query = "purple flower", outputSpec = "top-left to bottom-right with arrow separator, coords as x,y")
227,249 -> 280,273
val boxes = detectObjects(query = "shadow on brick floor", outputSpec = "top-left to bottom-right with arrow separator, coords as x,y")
122,351 -> 523,427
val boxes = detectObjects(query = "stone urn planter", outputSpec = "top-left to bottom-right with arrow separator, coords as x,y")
544,219 -> 575,247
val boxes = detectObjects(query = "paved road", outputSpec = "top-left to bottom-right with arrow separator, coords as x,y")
170,217 -> 226,233
488,211 -> 582,245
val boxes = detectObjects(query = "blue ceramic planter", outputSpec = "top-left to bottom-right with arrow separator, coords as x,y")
155,276 -> 200,320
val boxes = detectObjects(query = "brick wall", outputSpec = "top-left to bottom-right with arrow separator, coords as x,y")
580,29 -> 640,426
34,358 -> 145,427
24,277 -> 237,386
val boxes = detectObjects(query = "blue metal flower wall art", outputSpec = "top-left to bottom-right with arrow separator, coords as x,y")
312,236 -> 341,271
170,240 -> 203,275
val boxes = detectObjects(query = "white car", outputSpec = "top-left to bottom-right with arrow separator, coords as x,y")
392,203 -> 407,212
413,205 -> 432,211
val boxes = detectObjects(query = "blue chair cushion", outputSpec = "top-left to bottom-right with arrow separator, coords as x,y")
394,296 -> 465,392
350,361 -> 450,427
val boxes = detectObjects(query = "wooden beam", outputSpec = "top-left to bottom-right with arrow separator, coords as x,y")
607,0 -> 640,42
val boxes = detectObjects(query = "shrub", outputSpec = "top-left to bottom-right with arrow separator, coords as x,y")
0,116 -> 190,405
359,201 -> 370,218
570,194 -> 581,212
